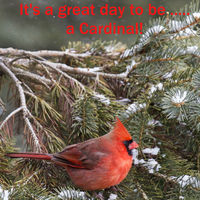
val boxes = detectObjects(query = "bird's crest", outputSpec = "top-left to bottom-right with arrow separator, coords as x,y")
110,117 -> 132,140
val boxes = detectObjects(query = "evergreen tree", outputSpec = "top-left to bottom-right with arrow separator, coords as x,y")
0,1 -> 200,199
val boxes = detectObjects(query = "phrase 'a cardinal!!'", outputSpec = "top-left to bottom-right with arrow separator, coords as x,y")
7,118 -> 138,191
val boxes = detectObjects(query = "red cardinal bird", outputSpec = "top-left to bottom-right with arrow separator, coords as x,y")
7,118 -> 138,191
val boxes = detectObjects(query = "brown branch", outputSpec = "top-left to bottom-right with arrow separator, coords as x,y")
41,59 -> 127,79
12,67 -> 52,88
173,16 -> 200,34
32,58 -> 86,91
0,59 -> 42,152
0,47 -> 91,58
0,48 -> 127,79
153,172 -> 179,185
0,47 -> 120,59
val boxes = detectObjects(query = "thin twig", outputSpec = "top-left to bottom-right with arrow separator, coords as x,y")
34,59 -> 86,92
0,106 -> 23,130
135,181 -> 149,200
0,98 -> 6,112
153,172 -> 179,185
12,67 -> 51,88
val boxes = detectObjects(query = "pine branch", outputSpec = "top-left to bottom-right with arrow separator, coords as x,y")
0,47 -> 127,79
1,1 -> 200,199
0,59 -> 42,152
135,181 -> 149,200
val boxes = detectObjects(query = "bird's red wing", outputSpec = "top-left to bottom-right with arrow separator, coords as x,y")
52,139 -> 107,169
52,144 -> 83,168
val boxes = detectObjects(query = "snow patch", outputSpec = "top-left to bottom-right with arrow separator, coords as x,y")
93,93 -> 110,105
143,159 -> 161,173
178,28 -> 197,37
149,83 -> 163,95
186,46 -> 198,54
171,175 -> 200,188
171,90 -> 187,104
74,116 -> 83,122
142,147 -> 160,155
169,20 -> 183,32
58,189 -> 86,199
104,45 -> 116,53
132,149 -> 161,173
0,187 -> 9,200
148,119 -> 163,127
116,98 -> 131,105
179,45 -> 199,56
141,25 -> 166,42
121,59 -> 137,76
193,12 -> 200,19
65,49 -> 91,57
163,71 -> 174,79
108,193 -> 118,200
122,48 -> 132,58
77,67 -> 102,72
126,103 -> 146,116
132,149 -> 139,164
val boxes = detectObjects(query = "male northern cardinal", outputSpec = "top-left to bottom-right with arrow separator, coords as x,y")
7,118 -> 138,191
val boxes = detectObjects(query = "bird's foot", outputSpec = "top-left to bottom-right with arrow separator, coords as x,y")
86,191 -> 104,200
109,185 -> 123,193
94,192 -> 104,200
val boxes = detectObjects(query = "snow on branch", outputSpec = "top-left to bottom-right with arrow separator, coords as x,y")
0,48 -> 127,79
0,47 -> 91,58
0,106 -> 23,130
121,12 -> 200,59
12,67 -> 52,88
0,59 -> 42,152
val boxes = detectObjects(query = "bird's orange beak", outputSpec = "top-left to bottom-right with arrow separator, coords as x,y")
128,141 -> 139,150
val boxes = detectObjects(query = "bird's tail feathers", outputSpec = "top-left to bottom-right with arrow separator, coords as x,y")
6,152 -> 52,160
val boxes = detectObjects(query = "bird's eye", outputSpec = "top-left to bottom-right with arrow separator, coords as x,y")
123,139 -> 133,156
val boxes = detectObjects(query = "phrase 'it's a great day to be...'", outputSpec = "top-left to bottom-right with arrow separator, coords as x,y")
20,3 -> 188,35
